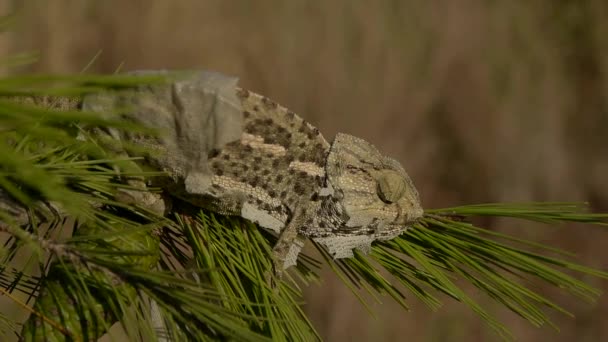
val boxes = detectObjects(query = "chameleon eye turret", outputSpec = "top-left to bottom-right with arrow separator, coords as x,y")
376,170 -> 407,204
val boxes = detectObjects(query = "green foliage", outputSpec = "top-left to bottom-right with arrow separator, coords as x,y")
323,204 -> 608,340
159,212 -> 320,341
0,70 -> 607,342
0,73 -> 274,341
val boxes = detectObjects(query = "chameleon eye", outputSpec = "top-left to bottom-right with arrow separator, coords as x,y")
376,170 -> 407,204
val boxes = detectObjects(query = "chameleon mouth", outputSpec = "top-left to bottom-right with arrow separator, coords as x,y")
376,206 -> 423,241
406,206 -> 424,223
374,224 -> 411,240
392,201 -> 423,224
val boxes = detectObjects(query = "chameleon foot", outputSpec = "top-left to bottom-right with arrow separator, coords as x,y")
266,235 -> 306,289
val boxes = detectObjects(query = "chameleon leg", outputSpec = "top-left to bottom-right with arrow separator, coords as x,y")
115,178 -> 172,340
270,208 -> 307,284
115,179 -> 169,216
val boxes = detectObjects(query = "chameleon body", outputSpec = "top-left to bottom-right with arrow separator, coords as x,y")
201,88 -> 423,269
83,71 -> 424,270
15,71 -> 423,341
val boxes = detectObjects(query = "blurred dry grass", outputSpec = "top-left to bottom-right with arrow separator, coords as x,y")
1,0 -> 608,341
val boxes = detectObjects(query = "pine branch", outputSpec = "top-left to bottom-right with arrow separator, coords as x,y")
0,71 -> 607,342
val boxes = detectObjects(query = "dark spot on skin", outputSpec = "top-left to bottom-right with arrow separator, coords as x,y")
244,121 -> 260,135
212,184 -> 221,190
208,148 -> 220,158
286,132 -> 292,139
212,162 -> 221,169
262,169 -> 270,175
237,88 -> 250,99
275,174 -> 283,183
263,118 -> 273,125
305,218 -> 313,226
222,154 -> 230,160
294,183 -> 305,195
262,97 -> 278,109
253,105 -> 259,112
315,175 -> 323,186
315,155 -> 324,164
242,165 -> 249,171
254,156 -> 262,163
255,199 -> 263,206
215,169 -> 223,176
319,221 -> 326,228
230,161 -> 238,168
298,142 -> 306,149
244,145 -> 253,153
280,191 -> 287,198
266,153 -> 275,158
253,164 -> 260,171
310,193 -> 319,201
298,125 -> 305,133
285,155 -> 294,163
264,136 -> 275,144
311,144 -> 327,164
268,190 -> 277,198
312,127 -> 320,136
298,171 -> 307,178
243,110 -> 251,118
272,159 -> 280,167
298,154 -> 307,162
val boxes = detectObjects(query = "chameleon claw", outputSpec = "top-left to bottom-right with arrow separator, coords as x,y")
266,259 -> 284,290
267,235 -> 305,289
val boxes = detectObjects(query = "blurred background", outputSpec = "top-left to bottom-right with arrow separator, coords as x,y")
1,0 -> 607,341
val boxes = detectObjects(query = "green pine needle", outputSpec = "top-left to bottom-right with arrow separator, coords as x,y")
319,204 -> 608,340
1,70 -> 608,341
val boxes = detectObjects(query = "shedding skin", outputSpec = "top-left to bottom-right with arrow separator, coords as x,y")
86,74 -> 423,278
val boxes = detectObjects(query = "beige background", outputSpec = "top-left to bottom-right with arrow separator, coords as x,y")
1,0 -> 608,341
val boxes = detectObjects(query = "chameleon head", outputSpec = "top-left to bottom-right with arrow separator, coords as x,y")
311,133 -> 423,258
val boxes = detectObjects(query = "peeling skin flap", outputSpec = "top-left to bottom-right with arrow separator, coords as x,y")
312,235 -> 374,259
283,237 -> 306,269
241,202 -> 284,234
82,70 -> 244,195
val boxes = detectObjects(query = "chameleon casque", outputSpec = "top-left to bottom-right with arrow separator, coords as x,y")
83,70 -> 423,273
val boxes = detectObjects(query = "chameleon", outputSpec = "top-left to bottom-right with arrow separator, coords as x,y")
82,70 -> 424,274
13,70 -> 423,341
